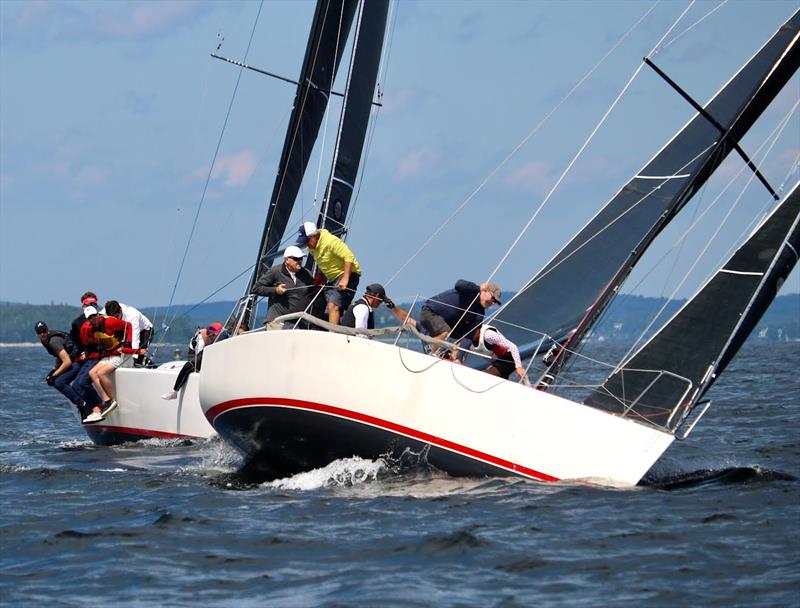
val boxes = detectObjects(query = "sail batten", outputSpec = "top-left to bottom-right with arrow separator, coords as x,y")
247,0 -> 358,293
317,0 -> 389,236
492,10 -> 800,383
584,181 -> 800,430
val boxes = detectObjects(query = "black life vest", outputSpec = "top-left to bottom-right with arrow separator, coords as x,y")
44,331 -> 80,360
342,297 -> 374,329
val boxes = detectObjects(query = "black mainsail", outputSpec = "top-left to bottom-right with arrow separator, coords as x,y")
584,181 -> 800,430
247,0 -> 357,292
492,10 -> 800,381
316,0 -> 389,236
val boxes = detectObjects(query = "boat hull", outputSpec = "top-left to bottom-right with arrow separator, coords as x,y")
200,331 -> 674,486
85,366 -> 216,446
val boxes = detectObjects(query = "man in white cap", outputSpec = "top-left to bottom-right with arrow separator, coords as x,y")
252,245 -> 315,323
297,221 -> 362,325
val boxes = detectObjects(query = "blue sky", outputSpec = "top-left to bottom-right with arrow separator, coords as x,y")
1,0 -> 798,310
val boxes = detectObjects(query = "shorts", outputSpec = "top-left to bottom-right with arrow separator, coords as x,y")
419,305 -> 451,337
490,356 -> 516,380
102,355 -> 126,369
324,273 -> 360,311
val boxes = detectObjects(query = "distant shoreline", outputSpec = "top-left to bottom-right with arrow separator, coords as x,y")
0,342 -> 39,347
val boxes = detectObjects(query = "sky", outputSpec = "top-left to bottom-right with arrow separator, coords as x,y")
1,0 -> 798,311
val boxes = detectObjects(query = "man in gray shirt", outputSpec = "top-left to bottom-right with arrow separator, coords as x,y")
252,246 -> 315,323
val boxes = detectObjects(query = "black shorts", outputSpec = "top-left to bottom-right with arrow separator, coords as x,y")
324,273 -> 360,311
419,305 -> 451,337
490,356 -> 516,380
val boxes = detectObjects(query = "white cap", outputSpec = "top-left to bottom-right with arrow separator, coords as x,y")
301,221 -> 318,237
283,245 -> 304,259
84,306 -> 98,318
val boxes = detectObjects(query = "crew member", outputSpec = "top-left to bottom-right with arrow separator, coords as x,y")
161,323 -> 226,400
34,322 -> 89,419
297,222 -> 362,325
419,280 -> 501,360
471,324 -> 529,383
252,245 -> 314,323
80,307 -> 132,423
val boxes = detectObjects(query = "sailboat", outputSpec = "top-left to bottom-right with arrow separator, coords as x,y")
195,4 -> 799,486
81,0 -> 376,446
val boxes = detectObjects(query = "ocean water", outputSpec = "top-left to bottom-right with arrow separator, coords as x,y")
1,343 -> 798,607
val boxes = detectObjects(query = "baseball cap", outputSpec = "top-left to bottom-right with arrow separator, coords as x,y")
365,283 -> 387,301
34,321 -> 48,335
283,245 -> 304,259
84,306 -> 98,318
296,222 -> 319,246
207,322 -> 223,335
81,295 -> 98,306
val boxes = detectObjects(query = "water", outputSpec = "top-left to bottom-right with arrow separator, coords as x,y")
1,343 -> 798,606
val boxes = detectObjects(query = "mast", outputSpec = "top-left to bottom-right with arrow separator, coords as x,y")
316,0 -> 389,237
247,0 -> 357,294
492,10 -> 800,385
585,181 -> 800,430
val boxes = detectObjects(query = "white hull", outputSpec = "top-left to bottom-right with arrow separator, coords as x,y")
199,330 -> 674,486
84,366 -> 216,446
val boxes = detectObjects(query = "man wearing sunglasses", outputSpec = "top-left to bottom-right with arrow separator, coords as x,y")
252,245 -> 315,324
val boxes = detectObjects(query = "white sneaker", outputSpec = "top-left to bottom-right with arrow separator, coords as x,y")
101,400 -> 118,416
83,411 -> 104,424
161,390 -> 178,400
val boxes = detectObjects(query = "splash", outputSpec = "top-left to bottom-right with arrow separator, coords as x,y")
266,456 -> 387,491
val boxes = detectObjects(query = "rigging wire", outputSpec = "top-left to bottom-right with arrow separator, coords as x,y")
162,0 -> 265,332
483,2 -> 695,289
614,99 -> 799,302
310,0 -> 348,219
658,0 -> 728,52
382,1 -> 660,288
343,0 -> 399,236
152,33 -> 218,335
610,105 -> 799,371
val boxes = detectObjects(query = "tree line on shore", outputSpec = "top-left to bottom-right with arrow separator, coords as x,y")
2,293 -> 797,345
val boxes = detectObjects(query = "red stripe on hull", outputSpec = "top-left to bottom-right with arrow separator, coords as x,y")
207,397 -> 559,482
85,425 -> 197,440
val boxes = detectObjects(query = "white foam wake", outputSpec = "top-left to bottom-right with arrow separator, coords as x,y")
267,457 -> 387,491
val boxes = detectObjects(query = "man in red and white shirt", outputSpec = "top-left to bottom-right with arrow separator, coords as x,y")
471,324 -> 529,384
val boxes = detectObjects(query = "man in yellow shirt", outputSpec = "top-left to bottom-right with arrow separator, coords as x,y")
297,222 -> 362,325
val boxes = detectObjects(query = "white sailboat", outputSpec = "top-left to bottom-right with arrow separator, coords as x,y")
103,3 -> 799,489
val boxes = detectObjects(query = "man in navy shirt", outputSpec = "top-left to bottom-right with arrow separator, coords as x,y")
419,280 -> 501,359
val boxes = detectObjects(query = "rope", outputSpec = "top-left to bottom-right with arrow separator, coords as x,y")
383,1 -> 659,288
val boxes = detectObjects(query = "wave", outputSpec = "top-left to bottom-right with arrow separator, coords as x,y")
640,465 -> 796,489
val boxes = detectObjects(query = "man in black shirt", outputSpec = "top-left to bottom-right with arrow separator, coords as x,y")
252,246 -> 315,324
35,322 -> 89,418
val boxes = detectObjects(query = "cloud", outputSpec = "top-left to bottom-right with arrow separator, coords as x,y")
453,11 -> 482,44
209,150 -> 258,187
382,87 -> 429,114
123,91 -> 157,116
504,160 -> 552,194
93,1 -> 207,41
1,0 -> 215,48
74,165 -> 108,188
396,146 -> 439,179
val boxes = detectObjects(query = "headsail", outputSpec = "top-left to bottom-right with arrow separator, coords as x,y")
247,0 -> 357,292
317,0 -> 389,236
492,10 -> 800,374
584,181 -> 800,430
